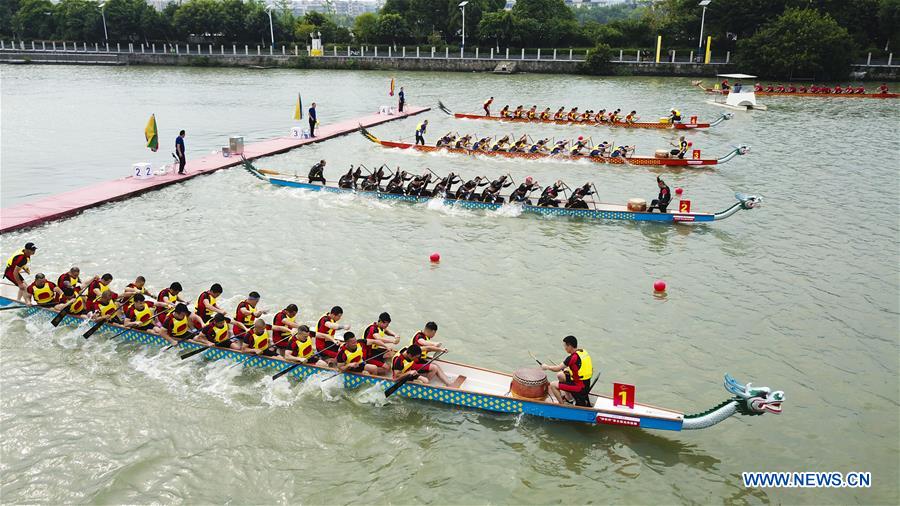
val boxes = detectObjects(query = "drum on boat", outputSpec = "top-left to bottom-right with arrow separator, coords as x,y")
654,149 -> 670,159
627,198 -> 647,212
510,367 -> 549,400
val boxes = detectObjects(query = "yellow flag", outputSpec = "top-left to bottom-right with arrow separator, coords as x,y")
293,94 -> 303,120
144,114 -> 158,152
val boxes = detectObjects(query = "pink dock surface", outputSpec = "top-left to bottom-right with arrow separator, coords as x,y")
0,106 -> 429,234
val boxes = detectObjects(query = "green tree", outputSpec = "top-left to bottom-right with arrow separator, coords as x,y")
375,12 -> 411,45
54,0 -> 103,41
579,42 -> 614,75
877,0 -> 900,51
1,0 -> 22,37
12,0 -> 55,38
511,0 -> 574,22
735,8 -> 856,80
103,0 -> 162,41
478,9 -> 514,48
353,12 -> 378,42
173,0 -> 225,38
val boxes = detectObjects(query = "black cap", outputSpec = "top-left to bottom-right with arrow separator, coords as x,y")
24,242 -> 36,251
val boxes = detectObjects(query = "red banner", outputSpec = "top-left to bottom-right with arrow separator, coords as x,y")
613,383 -> 635,409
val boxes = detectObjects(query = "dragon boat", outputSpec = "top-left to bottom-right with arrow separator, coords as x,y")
242,159 -> 762,224
360,128 -> 750,168
0,285 -> 784,432
694,81 -> 899,99
438,101 -> 733,130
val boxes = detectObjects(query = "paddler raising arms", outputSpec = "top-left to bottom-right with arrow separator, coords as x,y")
481,174 -> 512,203
338,165 -> 363,189
4,242 -> 36,303
316,306 -> 350,364
431,172 -> 462,198
542,335 -> 593,406
647,176 -> 672,213
385,170 -> 413,194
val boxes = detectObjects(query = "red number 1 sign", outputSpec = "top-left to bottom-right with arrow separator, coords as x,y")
613,383 -> 635,409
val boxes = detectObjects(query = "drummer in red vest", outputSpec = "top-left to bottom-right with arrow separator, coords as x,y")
542,335 -> 594,406
879,83 -> 890,94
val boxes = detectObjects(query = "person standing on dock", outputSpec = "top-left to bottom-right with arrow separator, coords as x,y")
4,242 -> 36,303
308,102 -> 318,137
415,120 -> 428,146
398,87 -> 405,112
175,130 -> 186,174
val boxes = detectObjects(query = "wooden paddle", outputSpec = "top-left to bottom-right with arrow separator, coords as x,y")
83,314 -> 117,339
162,330 -> 200,351
320,348 -> 390,383
271,334 -> 342,380
51,282 -> 92,326
180,329 -> 250,360
384,350 -> 447,398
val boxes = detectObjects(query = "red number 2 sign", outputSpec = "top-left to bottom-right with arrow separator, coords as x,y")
613,383 -> 635,409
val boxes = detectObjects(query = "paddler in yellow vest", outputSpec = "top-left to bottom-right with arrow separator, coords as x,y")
243,318 -> 279,357
512,105 -> 525,118
409,321 -> 454,385
87,273 -> 113,303
542,335 -> 594,406
90,290 -> 123,323
124,293 -> 161,332
553,107 -> 565,120
234,291 -> 266,333
54,285 -> 90,314
336,332 -> 380,375
483,97 -> 493,116
499,105 -> 510,118
123,276 -> 150,298
155,282 -> 185,325
526,105 -> 538,119
284,324 -> 330,366
4,242 -> 36,302
315,306 -> 350,364
26,273 -> 63,307
391,344 -> 428,384
57,266 -> 82,291
625,110 -> 638,124
669,108 -> 682,123
198,313 -> 247,350
272,304 -> 303,355
362,312 -> 401,374
594,109 -> 607,123
566,107 -> 579,121
608,109 -> 621,123
539,107 -> 551,120
195,283 -> 226,323
161,303 -> 203,345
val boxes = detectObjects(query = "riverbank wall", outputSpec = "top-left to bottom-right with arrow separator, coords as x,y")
2,50 -> 898,80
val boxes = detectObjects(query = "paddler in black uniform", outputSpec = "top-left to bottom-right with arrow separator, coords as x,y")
436,133 -> 455,147
669,108 -> 682,123
508,177 -> 539,205
647,176 -> 672,213
432,172 -> 461,198
569,138 -> 588,156
454,135 -> 473,150
670,135 -> 689,159
360,166 -> 389,191
338,165 -> 363,189
564,183 -> 594,209
550,140 -> 569,155
385,169 -> 413,194
471,137 -> 491,151
538,180 -> 566,207
481,175 -> 512,204
406,173 -> 432,197
308,160 -> 327,185
528,139 -> 549,154
454,177 -> 487,201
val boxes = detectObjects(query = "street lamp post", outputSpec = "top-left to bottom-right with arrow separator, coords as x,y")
99,1 -> 108,42
459,1 -> 468,51
265,4 -> 275,49
697,0 -> 711,62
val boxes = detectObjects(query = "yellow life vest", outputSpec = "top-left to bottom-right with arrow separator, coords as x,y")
31,283 -> 55,304
294,336 -> 314,359
235,300 -> 257,326
410,332 -> 431,359
69,296 -> 87,314
395,352 -> 415,373
61,274 -> 80,289
169,315 -> 189,337
250,329 -> 271,350
130,304 -> 155,326
208,323 -> 230,343
571,349 -> 593,380
416,123 -> 426,134
197,293 -> 218,317
97,299 -> 118,317
5,250 -> 29,271
342,344 -> 364,364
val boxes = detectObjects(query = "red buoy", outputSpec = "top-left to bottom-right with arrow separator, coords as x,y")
430,252 -> 441,263
675,187 -> 683,196
653,280 -> 667,292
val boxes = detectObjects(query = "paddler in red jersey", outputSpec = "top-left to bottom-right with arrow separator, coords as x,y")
391,344 -> 428,384
4,242 -> 36,302
316,306 -> 349,364
90,290 -> 122,323
123,293 -> 161,332
123,276 -> 150,298
833,85 -> 843,94
195,283 -> 226,323
553,107 -> 565,120
233,291 -> 266,333
57,266 -> 82,291
566,107 -> 579,121
284,325 -> 329,366
879,83 -> 889,94
526,105 -> 537,119
720,79 -> 731,91
198,313 -> 246,350
539,107 -> 551,120
54,285 -> 89,314
362,312 -> 401,374
625,110 -> 637,124
787,83 -> 797,93
336,332 -> 380,375
409,321 -> 454,385
483,97 -> 493,116
272,304 -> 303,355
775,84 -> 786,92
594,109 -> 607,123
87,273 -> 114,303
156,282 -> 184,324
542,335 -> 594,407
26,273 -> 62,307
161,303 -> 203,345
854,85 -> 865,94
754,82 -> 763,91
243,318 -> 279,357
498,105 -> 510,118
512,105 -> 525,118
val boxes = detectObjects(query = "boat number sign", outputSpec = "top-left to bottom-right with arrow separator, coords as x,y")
679,200 -> 692,213
613,383 -> 635,409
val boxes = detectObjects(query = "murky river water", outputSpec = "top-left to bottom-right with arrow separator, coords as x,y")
1,66 -> 898,504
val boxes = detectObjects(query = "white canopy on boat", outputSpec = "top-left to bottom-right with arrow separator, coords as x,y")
717,73 -> 758,79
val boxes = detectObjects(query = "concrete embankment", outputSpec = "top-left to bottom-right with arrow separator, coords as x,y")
2,51 -> 898,80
